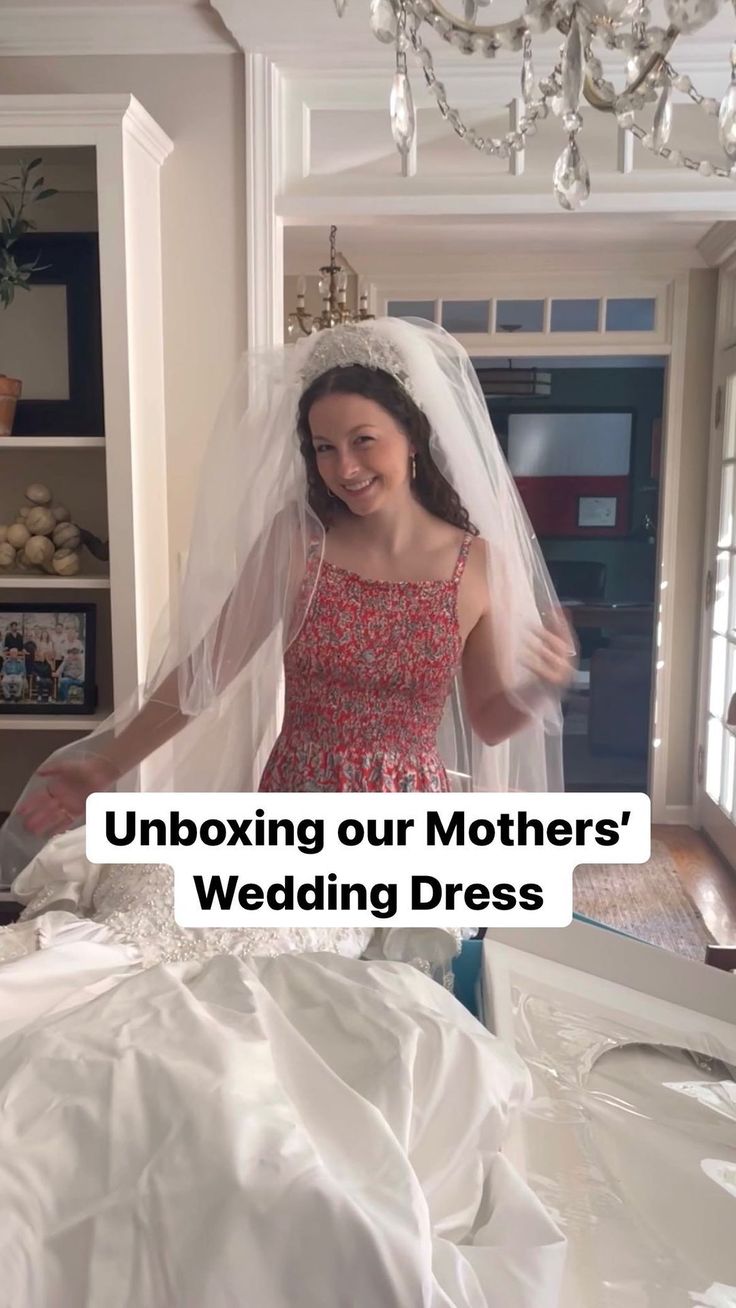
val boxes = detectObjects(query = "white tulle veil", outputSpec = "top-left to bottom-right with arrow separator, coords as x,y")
0,318 -> 564,885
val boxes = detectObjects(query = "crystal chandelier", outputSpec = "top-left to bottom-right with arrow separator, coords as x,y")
334,0 -> 736,210
288,225 -> 375,335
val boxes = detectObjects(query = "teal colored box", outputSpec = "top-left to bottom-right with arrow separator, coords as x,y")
452,939 -> 483,1018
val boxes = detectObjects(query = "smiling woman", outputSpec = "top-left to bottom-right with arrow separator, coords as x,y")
2,317 -> 573,882
297,364 -> 475,542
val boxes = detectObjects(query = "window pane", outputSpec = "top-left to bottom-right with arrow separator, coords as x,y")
729,555 -> 736,635
387,300 -> 435,321
605,298 -> 656,331
718,463 -> 734,548
724,375 -> 736,460
714,551 -> 731,634
709,635 -> 728,718
550,299 -> 599,332
496,299 -> 544,333
441,300 -> 489,333
723,725 -> 736,812
706,717 -> 724,802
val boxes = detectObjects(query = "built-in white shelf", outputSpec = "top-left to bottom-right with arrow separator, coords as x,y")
0,437 -> 105,449
0,575 -> 110,590
0,94 -> 171,822
0,709 -> 109,732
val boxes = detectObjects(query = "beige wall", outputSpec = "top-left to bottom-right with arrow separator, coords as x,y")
0,56 -> 248,568
664,267 -> 718,809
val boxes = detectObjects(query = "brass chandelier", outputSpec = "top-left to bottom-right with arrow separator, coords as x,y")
288,225 -> 375,336
334,0 -> 736,209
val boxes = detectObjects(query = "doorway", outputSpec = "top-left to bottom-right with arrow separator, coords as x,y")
481,354 -> 665,794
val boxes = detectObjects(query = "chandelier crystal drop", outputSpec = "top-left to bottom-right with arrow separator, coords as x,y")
333,0 -> 736,208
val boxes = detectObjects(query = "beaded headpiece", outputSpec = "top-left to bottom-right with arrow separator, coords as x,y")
299,322 -> 416,401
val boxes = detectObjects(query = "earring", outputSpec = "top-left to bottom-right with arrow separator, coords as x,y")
411,454 -> 417,481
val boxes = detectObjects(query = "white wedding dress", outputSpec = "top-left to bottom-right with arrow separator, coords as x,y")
1,859 -> 374,968
0,834 -> 566,1308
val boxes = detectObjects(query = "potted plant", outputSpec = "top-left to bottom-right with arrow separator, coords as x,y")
0,156 -> 57,437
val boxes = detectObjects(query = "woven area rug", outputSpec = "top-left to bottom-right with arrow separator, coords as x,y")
574,840 -> 715,962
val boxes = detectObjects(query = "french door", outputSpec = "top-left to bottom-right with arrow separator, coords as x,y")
700,351 -> 736,867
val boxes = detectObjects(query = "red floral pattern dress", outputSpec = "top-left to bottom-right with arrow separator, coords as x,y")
259,534 -> 471,792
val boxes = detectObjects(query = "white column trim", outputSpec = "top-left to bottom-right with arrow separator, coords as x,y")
245,52 -> 284,350
650,272 -> 690,822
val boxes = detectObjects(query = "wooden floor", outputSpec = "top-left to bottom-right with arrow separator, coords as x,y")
654,825 -> 736,946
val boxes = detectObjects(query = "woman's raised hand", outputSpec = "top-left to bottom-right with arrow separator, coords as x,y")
16,755 -> 122,838
522,608 -> 577,694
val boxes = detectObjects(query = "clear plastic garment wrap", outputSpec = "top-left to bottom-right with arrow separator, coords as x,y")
482,938 -> 736,1308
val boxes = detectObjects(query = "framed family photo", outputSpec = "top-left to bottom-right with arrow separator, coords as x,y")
0,603 -> 97,715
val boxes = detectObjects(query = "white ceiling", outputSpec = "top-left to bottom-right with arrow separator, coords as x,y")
4,0 -> 202,7
2,0 -> 735,256
0,0 -> 236,55
215,0 -> 734,67
5,0 -> 729,68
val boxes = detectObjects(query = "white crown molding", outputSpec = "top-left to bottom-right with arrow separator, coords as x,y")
0,4 -> 237,56
698,220 -> 736,266
0,95 -> 173,164
124,95 -> 175,166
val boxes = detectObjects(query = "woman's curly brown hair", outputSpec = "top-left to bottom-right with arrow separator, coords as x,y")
297,364 -> 478,534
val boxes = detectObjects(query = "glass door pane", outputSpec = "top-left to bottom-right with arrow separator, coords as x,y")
704,372 -> 736,822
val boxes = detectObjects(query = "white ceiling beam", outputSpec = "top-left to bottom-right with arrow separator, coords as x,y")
278,188 -> 736,220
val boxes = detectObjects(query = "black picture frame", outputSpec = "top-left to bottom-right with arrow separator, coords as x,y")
0,602 -> 97,715
9,233 -> 104,437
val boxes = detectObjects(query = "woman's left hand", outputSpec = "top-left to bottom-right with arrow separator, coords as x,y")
522,608 -> 577,694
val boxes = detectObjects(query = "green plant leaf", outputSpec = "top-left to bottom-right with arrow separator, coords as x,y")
27,157 -> 43,171
36,189 -> 57,201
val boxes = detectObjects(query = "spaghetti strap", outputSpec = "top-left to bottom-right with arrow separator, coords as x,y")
451,532 -> 472,586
